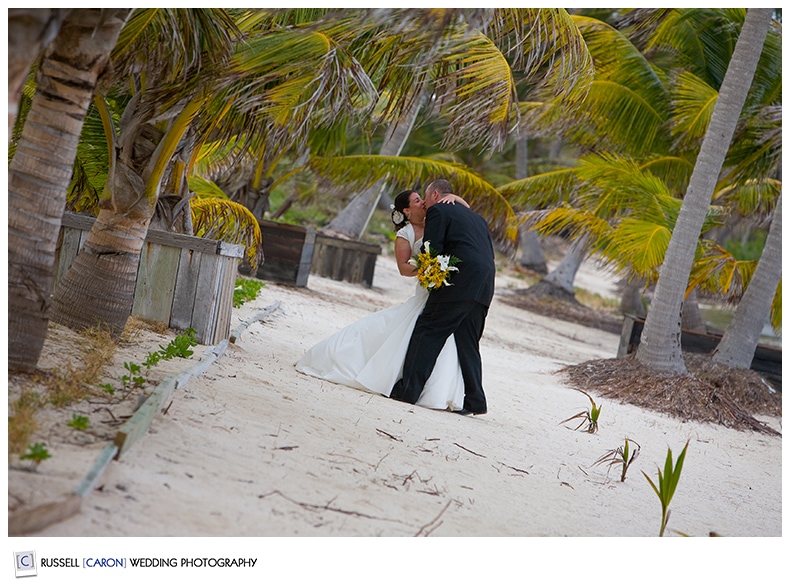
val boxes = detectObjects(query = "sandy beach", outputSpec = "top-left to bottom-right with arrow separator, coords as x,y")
6,247 -> 784,583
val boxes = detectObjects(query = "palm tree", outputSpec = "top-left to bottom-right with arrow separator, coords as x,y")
8,8 -> 132,372
501,10 -> 780,332
322,92 -> 427,239
7,8 -> 69,135
635,8 -> 774,373
713,192 -> 781,367
309,8 -> 594,241
52,8 -> 450,336
47,9 -> 240,337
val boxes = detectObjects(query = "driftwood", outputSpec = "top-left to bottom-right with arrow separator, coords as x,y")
229,300 -> 282,343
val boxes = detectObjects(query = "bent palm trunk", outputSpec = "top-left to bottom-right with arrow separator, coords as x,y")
8,8 -> 131,372
713,193 -> 782,367
49,209 -> 150,338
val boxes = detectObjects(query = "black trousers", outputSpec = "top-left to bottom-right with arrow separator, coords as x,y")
391,300 -> 488,413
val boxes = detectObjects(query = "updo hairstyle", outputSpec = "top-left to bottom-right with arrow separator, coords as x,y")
390,190 -> 416,230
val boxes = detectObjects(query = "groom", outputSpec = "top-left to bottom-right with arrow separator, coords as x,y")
390,178 -> 496,415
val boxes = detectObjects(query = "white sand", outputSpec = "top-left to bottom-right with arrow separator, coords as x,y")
8,251 -> 784,583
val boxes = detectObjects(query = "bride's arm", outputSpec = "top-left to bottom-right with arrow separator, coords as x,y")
394,237 -> 417,277
437,193 -> 470,208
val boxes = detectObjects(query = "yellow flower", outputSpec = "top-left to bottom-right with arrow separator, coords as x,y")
412,241 -> 460,290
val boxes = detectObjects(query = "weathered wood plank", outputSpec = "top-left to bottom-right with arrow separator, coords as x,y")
56,212 -> 241,343
190,252 -> 221,344
217,240 -> 245,259
170,248 -> 202,330
60,211 -> 225,254
54,226 -> 85,288
60,211 -> 98,232
249,221 -> 316,286
132,241 -> 180,324
175,339 -> 229,388
114,375 -> 177,460
74,443 -> 119,498
212,257 -> 237,344
229,300 -> 281,343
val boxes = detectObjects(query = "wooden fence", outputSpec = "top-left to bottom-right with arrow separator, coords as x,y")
310,233 -> 381,288
239,220 -> 315,287
55,212 -> 244,345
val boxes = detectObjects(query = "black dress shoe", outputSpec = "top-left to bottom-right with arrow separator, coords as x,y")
454,408 -> 486,416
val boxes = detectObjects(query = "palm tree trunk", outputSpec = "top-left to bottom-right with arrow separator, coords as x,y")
526,234 -> 588,302
323,92 -> 426,240
7,8 -> 70,135
49,94 -> 204,336
681,289 -> 707,334
8,8 -> 132,372
514,136 -> 548,272
635,8 -> 773,374
713,193 -> 782,367
49,208 -> 148,338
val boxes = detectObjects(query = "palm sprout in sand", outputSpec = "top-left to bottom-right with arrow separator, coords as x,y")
559,388 -> 601,434
593,438 -> 640,482
643,440 -> 689,537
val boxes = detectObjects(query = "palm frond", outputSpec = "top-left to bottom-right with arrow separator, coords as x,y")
639,155 -> 694,194
502,8 -> 594,107
191,197 -> 263,270
599,218 -> 672,281
188,176 -> 232,200
113,8 -> 239,84
305,154 -> 519,243
498,168 -> 581,209
565,16 -> 669,155
687,243 -> 754,301
712,178 -> 781,221
646,8 -> 746,87
67,101 -> 113,212
575,153 -> 680,221
217,27 -> 378,154
723,104 -> 782,185
526,204 -> 610,237
669,70 -> 718,150
431,29 -> 518,153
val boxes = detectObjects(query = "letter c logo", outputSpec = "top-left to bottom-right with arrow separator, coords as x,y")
19,555 -> 31,568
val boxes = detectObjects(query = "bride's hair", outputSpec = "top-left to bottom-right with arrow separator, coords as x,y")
391,190 -> 415,230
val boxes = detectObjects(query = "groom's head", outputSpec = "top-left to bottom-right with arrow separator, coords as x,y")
424,178 -> 454,208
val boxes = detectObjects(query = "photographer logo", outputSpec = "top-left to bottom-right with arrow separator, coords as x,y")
14,551 -> 37,578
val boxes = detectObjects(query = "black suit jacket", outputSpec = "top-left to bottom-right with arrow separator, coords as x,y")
423,203 -> 496,307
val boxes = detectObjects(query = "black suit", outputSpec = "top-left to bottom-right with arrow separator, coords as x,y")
391,202 -> 496,413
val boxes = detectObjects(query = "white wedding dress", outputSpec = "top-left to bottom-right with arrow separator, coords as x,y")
295,223 -> 465,410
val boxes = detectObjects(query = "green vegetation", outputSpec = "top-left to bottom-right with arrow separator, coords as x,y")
560,388 -> 602,434
643,441 -> 689,537
9,326 -> 198,458
143,328 -> 198,367
593,438 -> 641,482
233,278 -> 266,308
67,414 -> 90,430
20,442 -> 51,465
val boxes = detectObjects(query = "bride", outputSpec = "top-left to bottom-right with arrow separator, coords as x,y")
295,189 -> 468,410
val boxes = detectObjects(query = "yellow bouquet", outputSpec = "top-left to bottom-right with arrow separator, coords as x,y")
411,241 -> 460,290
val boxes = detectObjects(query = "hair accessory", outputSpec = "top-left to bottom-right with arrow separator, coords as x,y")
391,209 -> 405,225
390,204 -> 395,210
